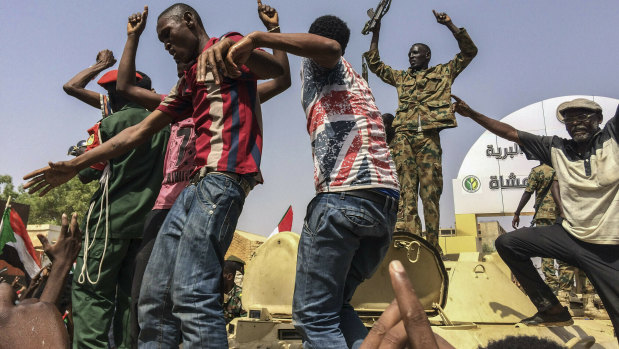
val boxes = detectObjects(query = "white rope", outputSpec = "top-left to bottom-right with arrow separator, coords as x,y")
77,165 -> 111,285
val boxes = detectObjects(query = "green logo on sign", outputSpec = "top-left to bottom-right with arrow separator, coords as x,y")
462,175 -> 480,193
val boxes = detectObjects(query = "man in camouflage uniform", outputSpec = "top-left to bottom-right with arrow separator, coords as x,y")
512,164 -> 574,295
364,10 -> 477,253
222,259 -> 247,323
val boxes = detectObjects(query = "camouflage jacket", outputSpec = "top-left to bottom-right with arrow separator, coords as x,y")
363,28 -> 477,132
224,284 -> 247,323
525,164 -> 559,221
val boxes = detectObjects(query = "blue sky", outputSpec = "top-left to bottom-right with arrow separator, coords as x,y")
1,1 -> 618,236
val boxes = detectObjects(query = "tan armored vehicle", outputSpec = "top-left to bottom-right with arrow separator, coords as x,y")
227,231 -> 616,348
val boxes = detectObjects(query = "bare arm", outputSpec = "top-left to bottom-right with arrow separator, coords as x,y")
255,2 -> 291,103
117,6 -> 162,111
195,36 -> 284,84
63,50 -> 116,109
360,261 -> 453,349
512,191 -> 532,229
257,43 -> 291,103
23,110 -> 173,195
241,32 -> 341,69
452,95 -> 521,144
117,33 -> 162,110
37,213 -> 81,306
245,48 -> 286,80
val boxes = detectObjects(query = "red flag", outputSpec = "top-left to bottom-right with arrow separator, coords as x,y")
269,206 -> 293,238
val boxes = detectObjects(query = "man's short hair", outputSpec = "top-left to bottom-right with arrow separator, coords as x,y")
411,43 -> 431,56
382,113 -> 395,124
223,260 -> 243,275
136,71 -> 152,90
309,15 -> 350,55
479,335 -> 565,349
158,3 -> 204,30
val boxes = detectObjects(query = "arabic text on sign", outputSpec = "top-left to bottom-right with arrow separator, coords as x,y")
489,172 -> 528,189
486,143 -> 524,160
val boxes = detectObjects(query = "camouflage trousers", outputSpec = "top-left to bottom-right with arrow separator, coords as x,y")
536,218 -> 575,295
541,258 -> 574,295
390,130 -> 443,254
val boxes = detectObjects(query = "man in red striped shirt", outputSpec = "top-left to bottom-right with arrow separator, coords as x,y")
24,3 -> 283,348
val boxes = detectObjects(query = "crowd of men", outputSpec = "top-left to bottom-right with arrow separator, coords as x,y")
0,1 -> 616,348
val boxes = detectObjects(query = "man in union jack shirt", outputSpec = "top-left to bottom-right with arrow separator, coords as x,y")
225,14 -> 399,349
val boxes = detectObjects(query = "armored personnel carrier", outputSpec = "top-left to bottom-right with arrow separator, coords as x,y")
227,231 -> 616,348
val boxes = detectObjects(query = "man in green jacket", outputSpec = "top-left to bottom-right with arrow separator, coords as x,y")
72,71 -> 169,349
364,10 -> 477,253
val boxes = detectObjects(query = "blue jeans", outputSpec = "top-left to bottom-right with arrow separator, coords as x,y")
292,191 -> 398,349
137,173 -> 246,348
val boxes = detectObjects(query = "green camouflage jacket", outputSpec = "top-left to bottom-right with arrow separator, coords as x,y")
363,28 -> 477,132
224,284 -> 247,323
525,164 -> 559,221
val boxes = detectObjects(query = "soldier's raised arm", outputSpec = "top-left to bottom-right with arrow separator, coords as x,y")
369,21 -> 381,52
434,10 -> 478,76
432,10 -> 459,34
363,21 -> 397,86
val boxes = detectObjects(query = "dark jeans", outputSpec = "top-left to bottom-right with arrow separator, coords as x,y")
495,222 -> 619,334
138,173 -> 245,348
292,191 -> 398,349
130,209 -> 169,349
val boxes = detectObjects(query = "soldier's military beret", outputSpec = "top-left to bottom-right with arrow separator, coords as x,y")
97,70 -> 143,87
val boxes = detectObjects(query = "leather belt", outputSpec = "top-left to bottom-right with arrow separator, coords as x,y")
189,167 -> 253,197
340,189 -> 392,205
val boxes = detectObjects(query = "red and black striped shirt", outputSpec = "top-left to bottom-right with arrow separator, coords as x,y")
157,33 -> 263,183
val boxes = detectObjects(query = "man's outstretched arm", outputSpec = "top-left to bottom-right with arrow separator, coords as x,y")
196,35 -> 285,85
452,95 -> 520,144
63,50 -> 116,109
218,31 -> 341,84
23,110 -> 173,195
117,6 -> 162,111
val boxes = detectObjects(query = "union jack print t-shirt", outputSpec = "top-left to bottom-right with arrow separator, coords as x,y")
301,57 -> 399,193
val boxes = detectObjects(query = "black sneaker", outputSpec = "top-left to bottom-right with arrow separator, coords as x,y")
520,306 -> 574,326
